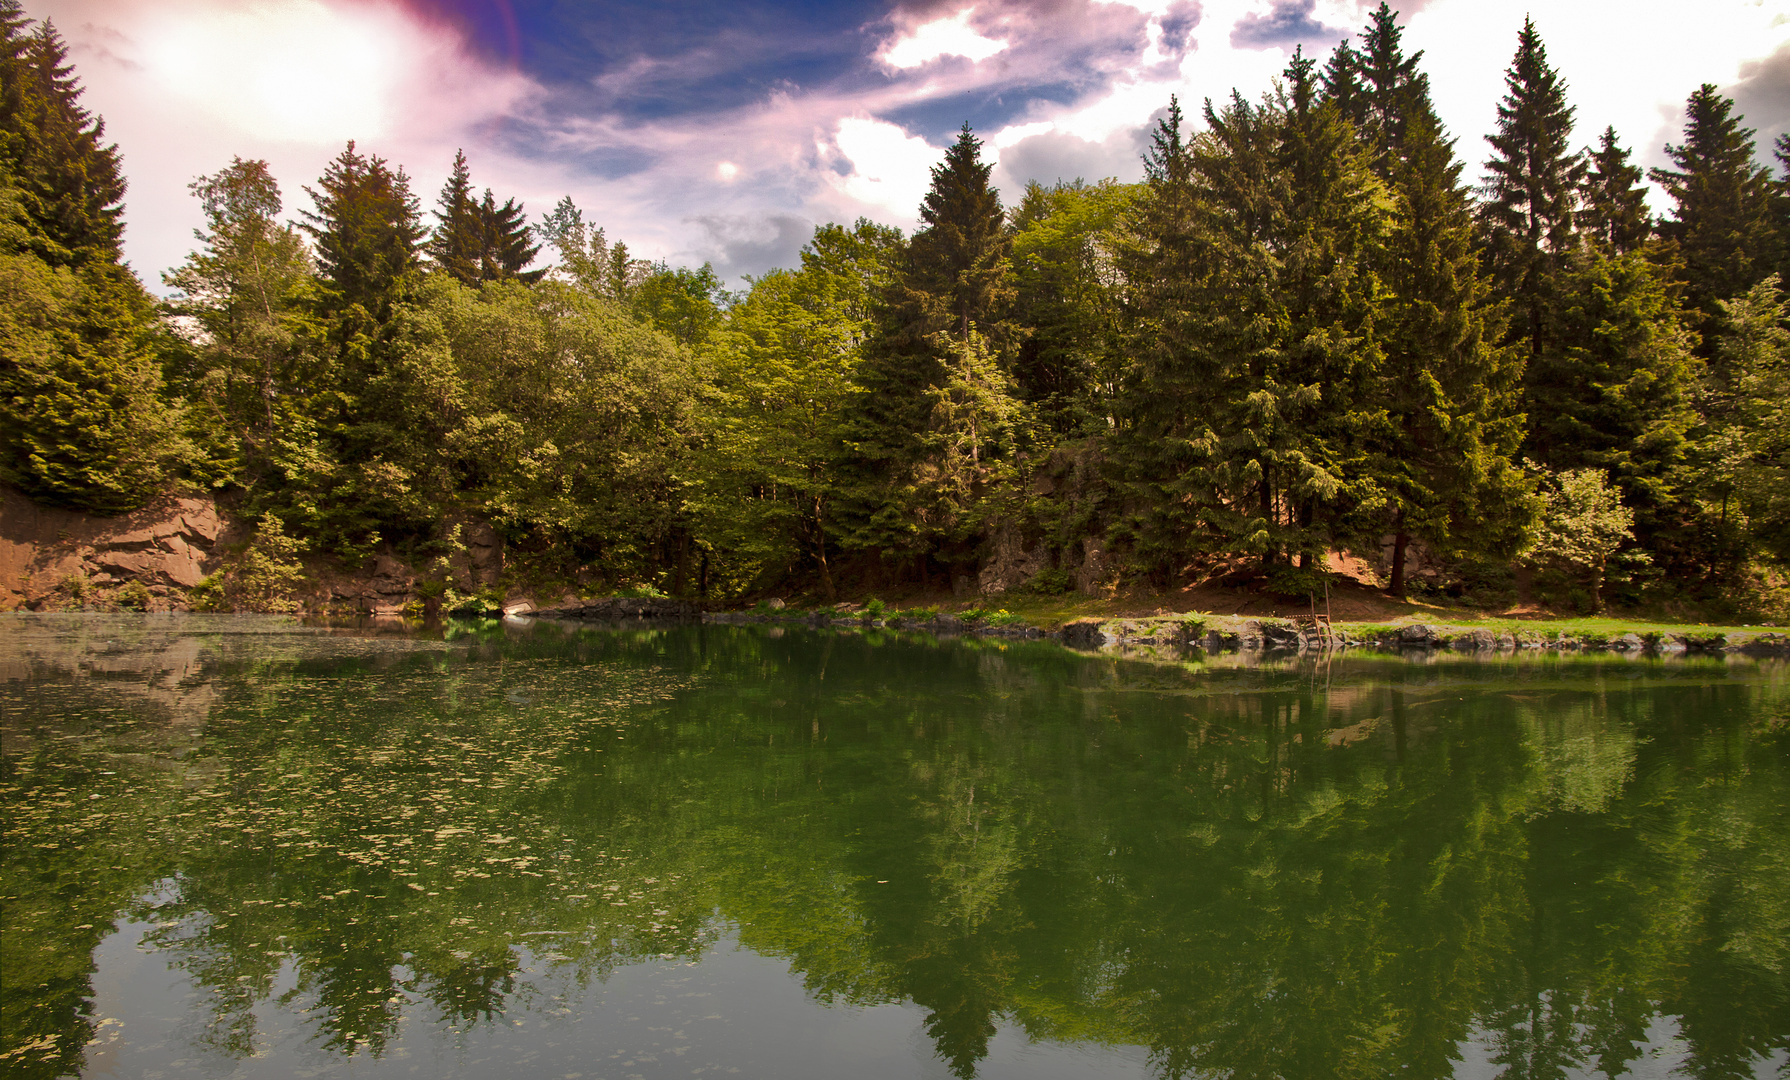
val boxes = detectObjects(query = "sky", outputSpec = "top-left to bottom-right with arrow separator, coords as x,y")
27,0 -> 1790,291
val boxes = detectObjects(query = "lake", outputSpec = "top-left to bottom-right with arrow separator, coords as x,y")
2,613 -> 1786,1079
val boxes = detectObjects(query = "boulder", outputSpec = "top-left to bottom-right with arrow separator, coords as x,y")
1399,624 -> 1441,646
1450,629 -> 1497,652
1259,621 -> 1302,649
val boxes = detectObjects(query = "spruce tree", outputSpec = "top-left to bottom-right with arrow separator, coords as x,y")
1348,3 -> 1433,181
845,123 -> 1015,566
1,15 -> 126,267
905,123 -> 1013,341
1524,250 -> 1703,583
1649,86 -> 1773,330
1373,112 -> 1529,596
1116,70 -> 1384,582
1579,127 -> 1651,254
476,188 -> 541,283
1480,17 -> 1584,366
0,4 -> 192,512
425,149 -> 480,285
300,141 -> 422,323
427,152 -> 541,286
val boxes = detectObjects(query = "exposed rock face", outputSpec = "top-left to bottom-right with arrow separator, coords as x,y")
977,526 -> 1049,595
1,487 -> 233,610
1071,538 -> 1110,597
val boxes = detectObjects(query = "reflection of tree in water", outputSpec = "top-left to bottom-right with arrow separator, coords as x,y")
4,625 -> 1788,1079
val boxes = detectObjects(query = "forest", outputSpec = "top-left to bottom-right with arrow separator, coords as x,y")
2,0 -> 1787,615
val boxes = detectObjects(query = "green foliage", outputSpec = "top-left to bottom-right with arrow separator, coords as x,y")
221,516 -> 307,613
533,197 -> 652,301
1704,276 -> 1790,563
633,262 -> 729,346
187,572 -> 226,612
1479,17 -> 1584,365
162,157 -> 319,493
1649,85 -> 1775,334
1526,466 -> 1638,612
1009,179 -> 1134,437
864,597 -> 887,617
1529,249 -> 1706,582
113,578 -> 150,611
1024,568 -> 1073,596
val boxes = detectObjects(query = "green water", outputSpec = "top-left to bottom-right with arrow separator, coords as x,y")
2,614 -> 1786,1080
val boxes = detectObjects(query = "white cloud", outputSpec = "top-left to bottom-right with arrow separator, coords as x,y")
826,117 -> 945,220
881,8 -> 1010,69
40,0 -> 539,289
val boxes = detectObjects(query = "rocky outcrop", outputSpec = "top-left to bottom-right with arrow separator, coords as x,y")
2,487 -> 235,611
977,525 -> 1049,595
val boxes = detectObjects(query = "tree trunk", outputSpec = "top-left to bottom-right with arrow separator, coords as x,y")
671,530 -> 691,597
1259,468 -> 1277,572
1390,525 -> 1410,600
814,495 -> 835,602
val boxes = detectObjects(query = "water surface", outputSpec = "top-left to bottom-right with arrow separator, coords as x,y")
2,613 -> 1786,1079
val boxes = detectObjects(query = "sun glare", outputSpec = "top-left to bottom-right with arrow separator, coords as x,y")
140,2 -> 400,143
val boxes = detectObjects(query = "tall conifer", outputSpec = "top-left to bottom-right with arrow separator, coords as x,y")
1649,86 -> 1773,331
426,150 -> 480,285
1479,18 -> 1584,366
2,16 -> 126,266
0,2 -> 191,511
1579,127 -> 1651,254
845,123 -> 1016,568
1374,113 -> 1529,595
300,141 -> 422,322
1349,3 -> 1433,180
476,189 -> 541,283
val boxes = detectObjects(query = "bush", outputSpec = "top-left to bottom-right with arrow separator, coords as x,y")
865,597 -> 887,617
188,573 -> 226,612
114,579 -> 152,612
222,517 -> 307,613
1025,568 -> 1073,595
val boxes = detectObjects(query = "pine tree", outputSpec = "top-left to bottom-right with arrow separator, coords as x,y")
1373,112 -> 1530,596
1,14 -> 126,267
0,3 -> 194,512
300,141 -> 422,323
1348,3 -> 1434,180
845,124 -> 1016,566
425,149 -> 480,285
1649,86 -> 1773,330
476,188 -> 541,283
1479,17 -> 1584,366
1579,127 -> 1650,254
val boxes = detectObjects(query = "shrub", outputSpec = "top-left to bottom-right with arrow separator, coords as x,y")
223,517 -> 306,613
1025,568 -> 1073,595
188,573 -> 226,612
114,580 -> 152,612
